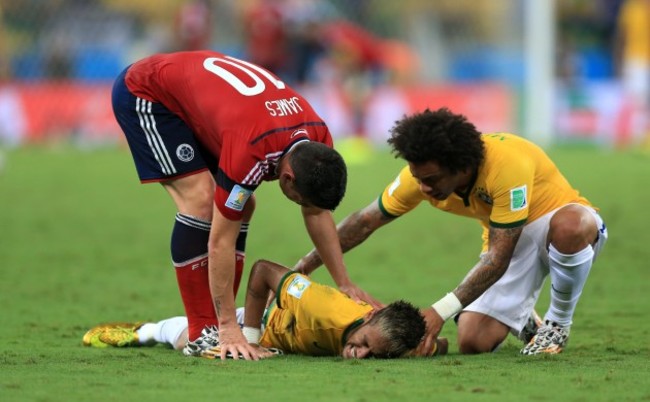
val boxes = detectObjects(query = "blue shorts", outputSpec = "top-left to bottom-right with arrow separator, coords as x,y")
111,66 -> 212,182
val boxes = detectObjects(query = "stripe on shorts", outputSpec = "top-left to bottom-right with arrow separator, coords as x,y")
135,97 -> 177,175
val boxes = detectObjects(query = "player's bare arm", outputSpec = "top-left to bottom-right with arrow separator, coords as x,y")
454,225 -> 523,305
209,210 -> 262,360
244,260 -> 288,330
300,206 -> 348,281
295,200 -> 396,275
339,201 -> 396,252
300,204 -> 383,308
417,225 -> 523,356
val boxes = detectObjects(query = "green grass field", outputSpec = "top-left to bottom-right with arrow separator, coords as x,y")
0,145 -> 648,402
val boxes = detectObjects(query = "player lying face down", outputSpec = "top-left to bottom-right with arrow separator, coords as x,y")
240,259 -> 429,359
84,259 -> 444,359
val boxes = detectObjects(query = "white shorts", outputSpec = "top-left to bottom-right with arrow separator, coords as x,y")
463,204 -> 608,334
622,61 -> 650,106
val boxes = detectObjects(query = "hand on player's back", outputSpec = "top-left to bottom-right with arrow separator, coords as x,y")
339,282 -> 384,309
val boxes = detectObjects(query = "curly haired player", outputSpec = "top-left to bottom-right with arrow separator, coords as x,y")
294,107 -> 608,356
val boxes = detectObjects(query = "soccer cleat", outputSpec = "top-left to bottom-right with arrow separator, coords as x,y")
200,345 -> 284,360
182,325 -> 220,357
520,320 -> 570,355
82,322 -> 148,348
517,310 -> 543,344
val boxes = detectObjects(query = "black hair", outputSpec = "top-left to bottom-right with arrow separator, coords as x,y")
387,108 -> 485,174
369,300 -> 426,358
289,142 -> 347,210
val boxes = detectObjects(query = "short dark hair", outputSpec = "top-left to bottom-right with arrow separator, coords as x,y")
387,108 -> 485,174
289,142 -> 347,210
369,300 -> 425,358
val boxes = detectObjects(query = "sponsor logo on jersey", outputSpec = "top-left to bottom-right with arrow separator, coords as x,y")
225,185 -> 253,211
176,144 -> 195,162
510,185 -> 527,211
287,275 -> 311,299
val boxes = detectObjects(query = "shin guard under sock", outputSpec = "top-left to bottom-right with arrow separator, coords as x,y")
546,244 -> 594,327
172,213 -> 216,341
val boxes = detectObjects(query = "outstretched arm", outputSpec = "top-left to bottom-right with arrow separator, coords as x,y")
294,200 -> 396,275
417,225 -> 523,355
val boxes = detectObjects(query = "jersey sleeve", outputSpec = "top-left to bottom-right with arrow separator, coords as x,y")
315,125 -> 334,148
378,166 -> 426,218
213,136 -> 261,221
487,152 -> 533,228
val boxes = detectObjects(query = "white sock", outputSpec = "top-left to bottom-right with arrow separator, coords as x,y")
545,244 -> 594,327
236,307 -> 245,327
237,307 -> 269,331
137,316 -> 188,347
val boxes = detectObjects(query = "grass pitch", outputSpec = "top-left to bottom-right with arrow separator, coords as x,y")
0,144 -> 648,402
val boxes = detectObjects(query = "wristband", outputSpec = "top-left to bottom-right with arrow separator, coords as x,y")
242,326 -> 261,344
432,292 -> 463,321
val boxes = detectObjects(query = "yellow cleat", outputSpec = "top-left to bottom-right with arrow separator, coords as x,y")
82,322 -> 148,348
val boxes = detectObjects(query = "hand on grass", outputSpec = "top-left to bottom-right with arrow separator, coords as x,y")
217,325 -> 266,361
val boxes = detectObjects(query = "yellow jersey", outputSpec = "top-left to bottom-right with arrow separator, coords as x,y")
379,133 -> 592,252
618,0 -> 650,63
260,273 -> 372,356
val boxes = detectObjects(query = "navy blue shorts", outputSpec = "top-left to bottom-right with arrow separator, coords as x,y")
111,66 -> 211,182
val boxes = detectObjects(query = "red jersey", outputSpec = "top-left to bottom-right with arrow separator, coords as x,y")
124,51 -> 333,220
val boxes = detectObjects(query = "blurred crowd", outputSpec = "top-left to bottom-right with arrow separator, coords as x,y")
0,0 -> 637,86
0,0 -> 649,148
0,0 -> 419,85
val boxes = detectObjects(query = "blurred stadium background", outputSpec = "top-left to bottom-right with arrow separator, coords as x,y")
0,0 -> 647,150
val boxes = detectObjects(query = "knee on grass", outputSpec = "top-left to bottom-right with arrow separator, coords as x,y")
457,333 -> 503,354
